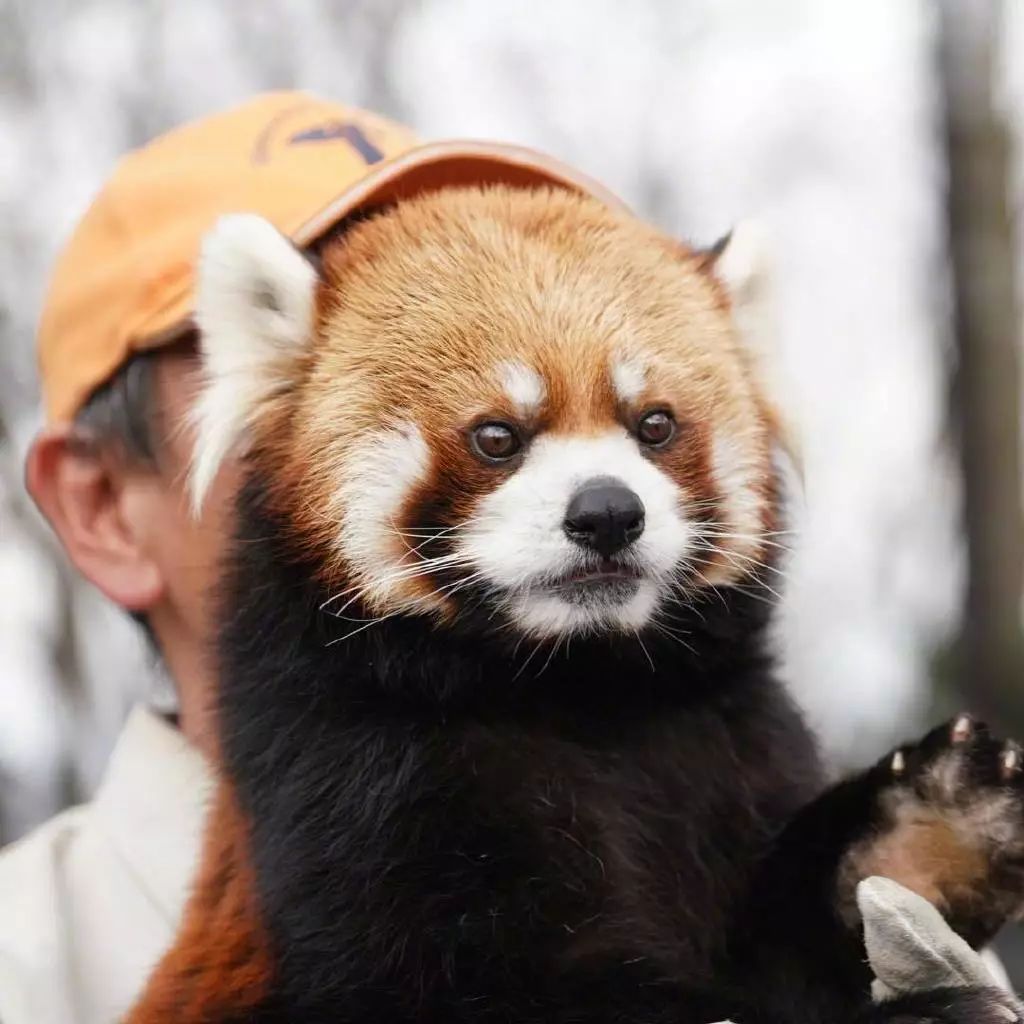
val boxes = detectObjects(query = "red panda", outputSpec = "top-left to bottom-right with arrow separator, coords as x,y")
127,185 -> 1024,1024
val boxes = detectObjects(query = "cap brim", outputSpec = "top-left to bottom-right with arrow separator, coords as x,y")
290,139 -> 630,246
133,140 -> 629,357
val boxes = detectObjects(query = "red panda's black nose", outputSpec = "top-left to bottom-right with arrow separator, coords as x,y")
563,477 -> 646,558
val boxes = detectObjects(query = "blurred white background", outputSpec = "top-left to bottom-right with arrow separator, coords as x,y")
0,0 -> 1009,848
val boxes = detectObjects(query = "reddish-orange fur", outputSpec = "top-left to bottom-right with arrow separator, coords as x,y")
125,782 -> 273,1023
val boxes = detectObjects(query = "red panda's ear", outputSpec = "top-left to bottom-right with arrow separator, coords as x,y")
703,222 -> 803,483
189,215 -> 318,515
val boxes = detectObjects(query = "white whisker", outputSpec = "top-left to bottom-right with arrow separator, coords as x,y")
633,630 -> 656,672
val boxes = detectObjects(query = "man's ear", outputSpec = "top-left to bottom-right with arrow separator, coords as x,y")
25,427 -> 164,611
189,214 -> 318,514
700,222 -> 803,479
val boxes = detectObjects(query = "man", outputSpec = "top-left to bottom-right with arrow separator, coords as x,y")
0,91 -> 616,1023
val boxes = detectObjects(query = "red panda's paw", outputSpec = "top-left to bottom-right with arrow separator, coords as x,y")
839,715 -> 1024,947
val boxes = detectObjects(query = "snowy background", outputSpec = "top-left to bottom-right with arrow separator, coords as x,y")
3,12 -> 1024,983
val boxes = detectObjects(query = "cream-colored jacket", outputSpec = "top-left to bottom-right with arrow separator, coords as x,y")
0,707 -> 211,1024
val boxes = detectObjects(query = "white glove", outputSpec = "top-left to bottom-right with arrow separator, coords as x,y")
858,875 -> 1022,1011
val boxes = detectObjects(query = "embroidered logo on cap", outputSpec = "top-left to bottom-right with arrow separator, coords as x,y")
288,121 -> 384,164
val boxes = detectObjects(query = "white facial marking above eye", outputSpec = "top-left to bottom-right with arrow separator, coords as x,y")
497,360 -> 545,416
610,356 -> 648,405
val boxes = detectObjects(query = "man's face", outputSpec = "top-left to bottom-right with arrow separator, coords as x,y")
27,343 -> 241,668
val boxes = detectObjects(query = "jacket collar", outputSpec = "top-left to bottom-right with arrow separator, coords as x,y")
93,705 -> 213,923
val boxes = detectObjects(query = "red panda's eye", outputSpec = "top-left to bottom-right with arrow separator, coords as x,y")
637,410 -> 675,447
471,422 -> 522,462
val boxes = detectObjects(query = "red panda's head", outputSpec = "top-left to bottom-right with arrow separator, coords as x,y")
189,186 -> 793,640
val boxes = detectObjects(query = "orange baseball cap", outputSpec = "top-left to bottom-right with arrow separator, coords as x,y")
38,90 -> 626,423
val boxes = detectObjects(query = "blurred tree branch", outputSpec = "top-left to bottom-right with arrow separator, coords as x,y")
939,0 -> 1024,729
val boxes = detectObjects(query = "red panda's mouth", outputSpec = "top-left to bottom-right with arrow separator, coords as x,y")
547,561 -> 644,602
561,561 -> 642,585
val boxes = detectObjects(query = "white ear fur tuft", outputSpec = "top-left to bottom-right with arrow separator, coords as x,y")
709,221 -> 803,481
711,221 -> 771,310
189,214 -> 317,515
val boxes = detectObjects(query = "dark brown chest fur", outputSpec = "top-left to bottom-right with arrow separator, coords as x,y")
211,483 -> 821,1022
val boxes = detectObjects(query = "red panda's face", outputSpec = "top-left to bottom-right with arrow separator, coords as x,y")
190,188 -> 788,641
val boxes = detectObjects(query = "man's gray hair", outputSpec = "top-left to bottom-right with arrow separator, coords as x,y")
70,336 -> 197,647
72,349 -> 162,465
